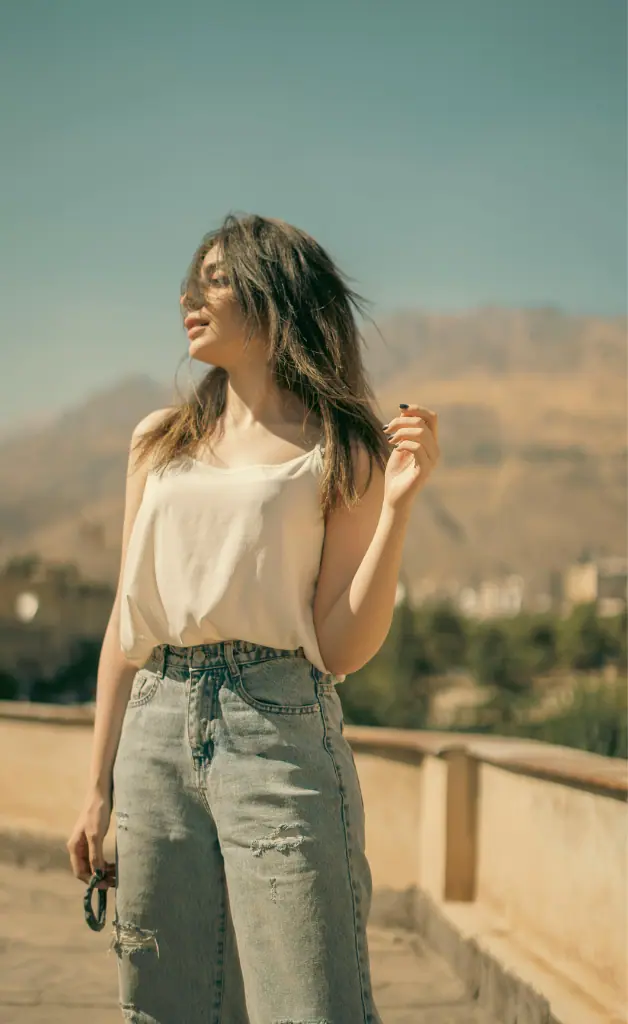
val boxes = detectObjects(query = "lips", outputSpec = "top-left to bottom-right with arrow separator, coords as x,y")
187,324 -> 209,340
184,314 -> 211,339
184,313 -> 209,330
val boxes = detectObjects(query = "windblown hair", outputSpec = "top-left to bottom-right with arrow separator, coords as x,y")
132,212 -> 391,514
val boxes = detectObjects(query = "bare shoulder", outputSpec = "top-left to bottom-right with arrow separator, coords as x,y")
348,436 -> 385,499
111,407 -> 175,608
128,406 -> 176,470
333,437 -> 386,525
132,406 -> 177,440
126,406 -> 177,535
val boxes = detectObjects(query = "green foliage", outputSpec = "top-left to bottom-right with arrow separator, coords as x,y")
466,619 -> 533,725
557,602 -> 614,670
522,678 -> 627,758
602,608 -> 628,670
340,596 -> 467,729
415,602 -> 468,673
468,622 -> 531,694
340,597 -> 627,759
340,595 -> 434,729
511,613 -> 558,674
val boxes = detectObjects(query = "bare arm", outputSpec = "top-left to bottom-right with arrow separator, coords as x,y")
86,407 -> 172,796
314,447 -> 411,677
314,405 -> 439,677
67,407 -> 173,886
86,606 -> 139,796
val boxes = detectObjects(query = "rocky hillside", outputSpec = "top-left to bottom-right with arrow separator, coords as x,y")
0,308 -> 625,597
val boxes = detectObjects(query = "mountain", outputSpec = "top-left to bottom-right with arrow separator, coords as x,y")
0,309 -> 625,599
369,308 -> 626,594
0,374 -> 172,581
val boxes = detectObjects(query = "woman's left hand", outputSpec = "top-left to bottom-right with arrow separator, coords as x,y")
382,404 -> 440,511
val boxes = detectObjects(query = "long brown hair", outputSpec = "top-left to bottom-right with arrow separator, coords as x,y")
132,212 -> 391,515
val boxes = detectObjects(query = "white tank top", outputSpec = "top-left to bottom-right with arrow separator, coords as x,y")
118,440 -> 345,681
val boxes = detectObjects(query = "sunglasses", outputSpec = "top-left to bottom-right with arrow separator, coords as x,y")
84,868 -> 110,932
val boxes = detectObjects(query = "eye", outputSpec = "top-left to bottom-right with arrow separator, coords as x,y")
202,274 -> 227,290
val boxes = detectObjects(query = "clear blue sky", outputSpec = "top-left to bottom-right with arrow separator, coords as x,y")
1,0 -> 625,432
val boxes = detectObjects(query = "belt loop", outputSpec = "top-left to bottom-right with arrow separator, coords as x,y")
222,639 -> 239,680
160,645 -> 168,678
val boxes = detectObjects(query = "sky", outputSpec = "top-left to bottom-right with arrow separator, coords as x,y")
1,0 -> 626,432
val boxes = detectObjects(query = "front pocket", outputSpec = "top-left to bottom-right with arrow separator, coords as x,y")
127,668 -> 159,708
235,658 -> 320,715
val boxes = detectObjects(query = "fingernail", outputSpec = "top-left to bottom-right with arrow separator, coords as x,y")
399,403 -> 409,409
381,422 -> 389,429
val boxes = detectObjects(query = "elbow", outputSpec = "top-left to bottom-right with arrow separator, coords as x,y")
322,636 -> 389,677
320,651 -> 371,677
317,627 -> 387,677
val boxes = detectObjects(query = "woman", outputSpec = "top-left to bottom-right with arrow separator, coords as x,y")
67,212 -> 440,1024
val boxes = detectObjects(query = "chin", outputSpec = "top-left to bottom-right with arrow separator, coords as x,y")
189,336 -> 216,354
189,340 -> 224,366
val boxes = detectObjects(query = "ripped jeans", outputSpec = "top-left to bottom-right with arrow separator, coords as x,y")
111,640 -> 383,1024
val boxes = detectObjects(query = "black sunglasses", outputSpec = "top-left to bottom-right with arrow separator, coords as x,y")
84,868 -> 108,932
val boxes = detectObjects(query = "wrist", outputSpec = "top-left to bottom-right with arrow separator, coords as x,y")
381,497 -> 413,525
86,776 -> 113,801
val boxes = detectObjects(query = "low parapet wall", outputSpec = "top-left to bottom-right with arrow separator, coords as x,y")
346,725 -> 627,1024
0,702 -> 626,1023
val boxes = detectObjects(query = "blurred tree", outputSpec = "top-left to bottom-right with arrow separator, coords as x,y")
415,601 -> 468,674
526,678 -> 627,758
557,603 -> 613,670
469,621 -> 533,725
601,609 -> 627,671
517,614 -> 558,674
386,595 -> 434,727
339,597 -> 626,755
340,596 -> 435,729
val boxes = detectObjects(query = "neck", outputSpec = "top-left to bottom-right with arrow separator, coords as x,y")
222,366 -> 290,431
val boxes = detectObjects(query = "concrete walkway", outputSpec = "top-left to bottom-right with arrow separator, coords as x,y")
0,862 -> 498,1023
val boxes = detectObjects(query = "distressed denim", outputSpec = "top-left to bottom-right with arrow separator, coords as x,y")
111,639 -> 383,1024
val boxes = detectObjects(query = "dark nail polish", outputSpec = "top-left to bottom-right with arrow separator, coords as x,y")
385,433 -> 394,439
382,423 -> 389,430
399,403 -> 409,409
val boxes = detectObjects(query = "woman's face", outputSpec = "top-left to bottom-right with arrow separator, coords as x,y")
180,244 -> 252,365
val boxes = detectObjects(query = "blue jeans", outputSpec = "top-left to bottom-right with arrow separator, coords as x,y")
111,639 -> 382,1024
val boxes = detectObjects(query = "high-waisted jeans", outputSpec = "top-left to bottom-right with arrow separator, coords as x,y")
111,639 -> 383,1024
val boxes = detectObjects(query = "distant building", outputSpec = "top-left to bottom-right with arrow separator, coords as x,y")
563,557 -> 627,617
456,574 -> 524,619
407,578 -> 460,608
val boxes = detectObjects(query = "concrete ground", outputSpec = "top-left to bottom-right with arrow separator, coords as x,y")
0,862 -> 498,1024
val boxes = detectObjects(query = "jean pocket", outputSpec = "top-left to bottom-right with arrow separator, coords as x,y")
235,657 -> 320,714
127,668 -> 159,708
